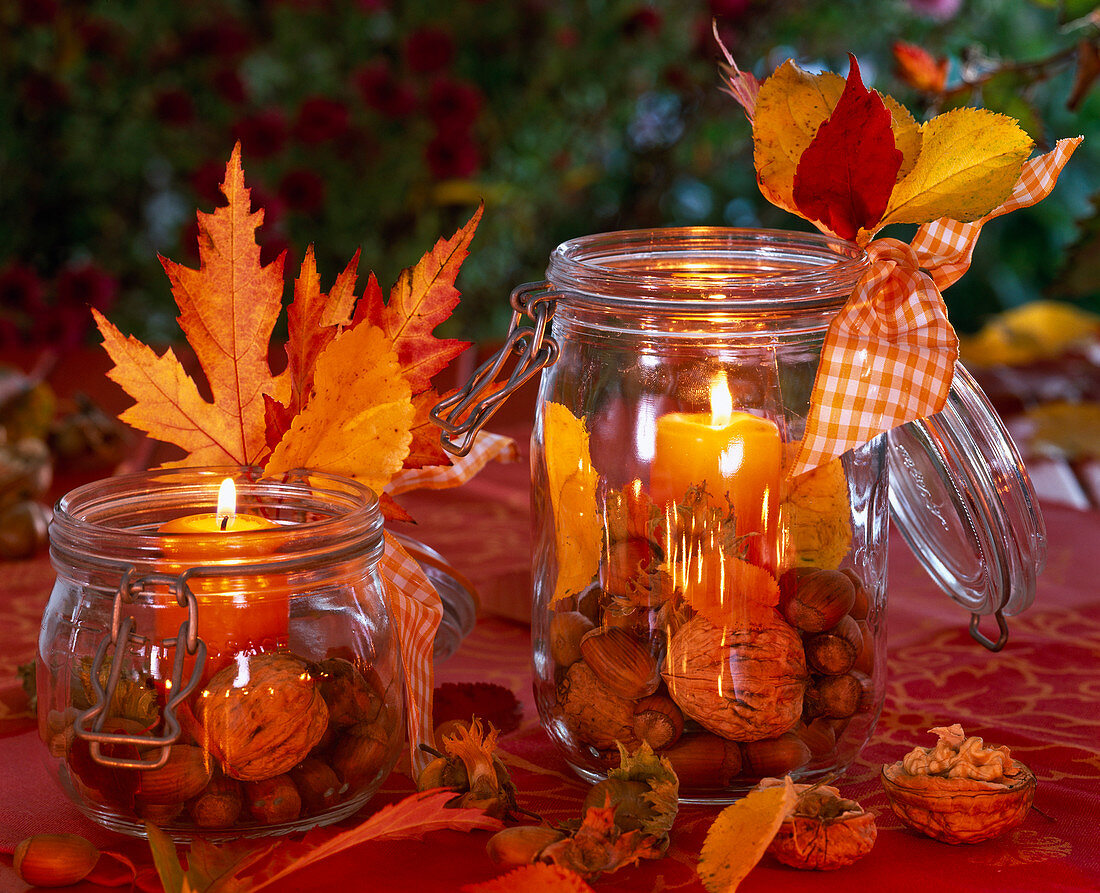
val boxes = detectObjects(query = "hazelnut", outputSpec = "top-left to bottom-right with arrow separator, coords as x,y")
188,774 -> 243,828
779,569 -> 855,633
740,733 -> 812,778
579,627 -> 660,700
632,694 -> 684,750
244,774 -> 302,825
136,744 -> 213,805
13,834 -> 99,888
549,610 -> 595,668
659,734 -> 742,789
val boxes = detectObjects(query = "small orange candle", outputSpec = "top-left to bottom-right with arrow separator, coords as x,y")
650,373 -> 782,548
157,478 -> 287,673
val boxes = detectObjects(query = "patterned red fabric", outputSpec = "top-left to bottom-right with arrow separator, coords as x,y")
3,452 -> 1098,891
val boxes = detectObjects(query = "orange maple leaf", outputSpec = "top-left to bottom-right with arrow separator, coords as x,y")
355,204 -> 482,394
94,142 -> 286,467
264,245 -> 360,451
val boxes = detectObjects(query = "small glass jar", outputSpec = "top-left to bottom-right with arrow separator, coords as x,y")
38,467 -> 405,839
435,226 -> 1043,803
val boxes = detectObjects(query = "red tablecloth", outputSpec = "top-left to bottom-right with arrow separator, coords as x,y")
1,385 -> 1099,890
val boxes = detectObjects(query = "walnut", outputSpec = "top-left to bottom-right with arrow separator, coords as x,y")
662,612 -> 806,742
558,662 -> 635,750
759,780 -> 877,870
881,725 -> 1036,844
197,653 -> 329,782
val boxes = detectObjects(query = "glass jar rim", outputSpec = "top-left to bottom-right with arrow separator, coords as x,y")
545,226 -> 869,311
51,466 -> 384,572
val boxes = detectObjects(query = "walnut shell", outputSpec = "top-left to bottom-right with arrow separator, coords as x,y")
198,653 -> 329,782
881,760 -> 1036,844
557,662 -> 635,750
662,613 -> 806,742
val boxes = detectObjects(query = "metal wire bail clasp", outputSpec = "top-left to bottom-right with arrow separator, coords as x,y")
431,281 -> 559,456
72,568 -> 208,770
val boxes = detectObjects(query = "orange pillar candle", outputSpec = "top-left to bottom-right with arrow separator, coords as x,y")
157,478 -> 287,669
650,373 -> 782,545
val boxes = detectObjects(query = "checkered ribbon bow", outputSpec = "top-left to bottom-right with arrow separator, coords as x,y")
379,431 -> 518,775
792,137 -> 1082,477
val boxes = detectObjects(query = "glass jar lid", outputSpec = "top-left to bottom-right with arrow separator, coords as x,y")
887,362 -> 1046,650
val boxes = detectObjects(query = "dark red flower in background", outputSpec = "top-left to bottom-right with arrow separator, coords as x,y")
405,27 -> 455,74
190,160 -> 227,208
424,77 -> 483,130
425,133 -> 480,179
214,68 -> 247,105
354,60 -> 418,119
234,108 -> 289,158
623,7 -> 662,37
18,0 -> 59,27
76,17 -> 121,56
294,96 -> 350,144
181,20 -> 253,60
154,89 -> 197,127
55,262 -> 117,314
709,0 -> 751,18
20,72 -> 68,114
0,264 -> 44,314
279,168 -> 326,213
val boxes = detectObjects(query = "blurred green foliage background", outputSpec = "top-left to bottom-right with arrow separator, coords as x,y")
1,0 -> 1098,350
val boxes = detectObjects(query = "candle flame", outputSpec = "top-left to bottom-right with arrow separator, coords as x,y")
216,477 -> 237,528
709,373 -> 732,427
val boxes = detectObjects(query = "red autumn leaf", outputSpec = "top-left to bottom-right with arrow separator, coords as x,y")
405,388 -> 453,469
893,40 -> 949,94
354,204 -> 482,393
463,863 -> 595,893
792,55 -> 902,242
235,790 -> 501,891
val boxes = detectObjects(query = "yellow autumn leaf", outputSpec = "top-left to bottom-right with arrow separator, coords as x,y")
958,300 -> 1100,368
543,402 -> 601,602
1023,401 -> 1100,460
697,778 -> 798,893
782,457 -> 853,569
264,323 -> 414,493
879,107 -> 1033,227
753,62 -> 844,216
752,61 -> 921,223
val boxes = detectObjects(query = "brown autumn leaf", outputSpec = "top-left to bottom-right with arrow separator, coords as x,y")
94,143 -> 287,467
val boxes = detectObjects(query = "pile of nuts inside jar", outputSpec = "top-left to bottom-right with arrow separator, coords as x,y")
544,468 -> 875,792
43,651 -> 402,833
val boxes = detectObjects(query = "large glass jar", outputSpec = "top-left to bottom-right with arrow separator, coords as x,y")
433,227 -> 1043,804
38,467 -> 405,839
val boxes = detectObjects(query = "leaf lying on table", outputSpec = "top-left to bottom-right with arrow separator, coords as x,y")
463,862 -> 596,893
145,790 -> 500,893
94,143 -> 484,518
697,777 -> 797,893
433,682 -> 523,736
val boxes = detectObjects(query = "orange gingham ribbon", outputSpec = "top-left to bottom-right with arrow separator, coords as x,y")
792,137 -> 1082,477
385,431 -> 518,496
380,531 -> 444,776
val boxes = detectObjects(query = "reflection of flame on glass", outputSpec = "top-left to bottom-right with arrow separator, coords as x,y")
216,478 -> 237,528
